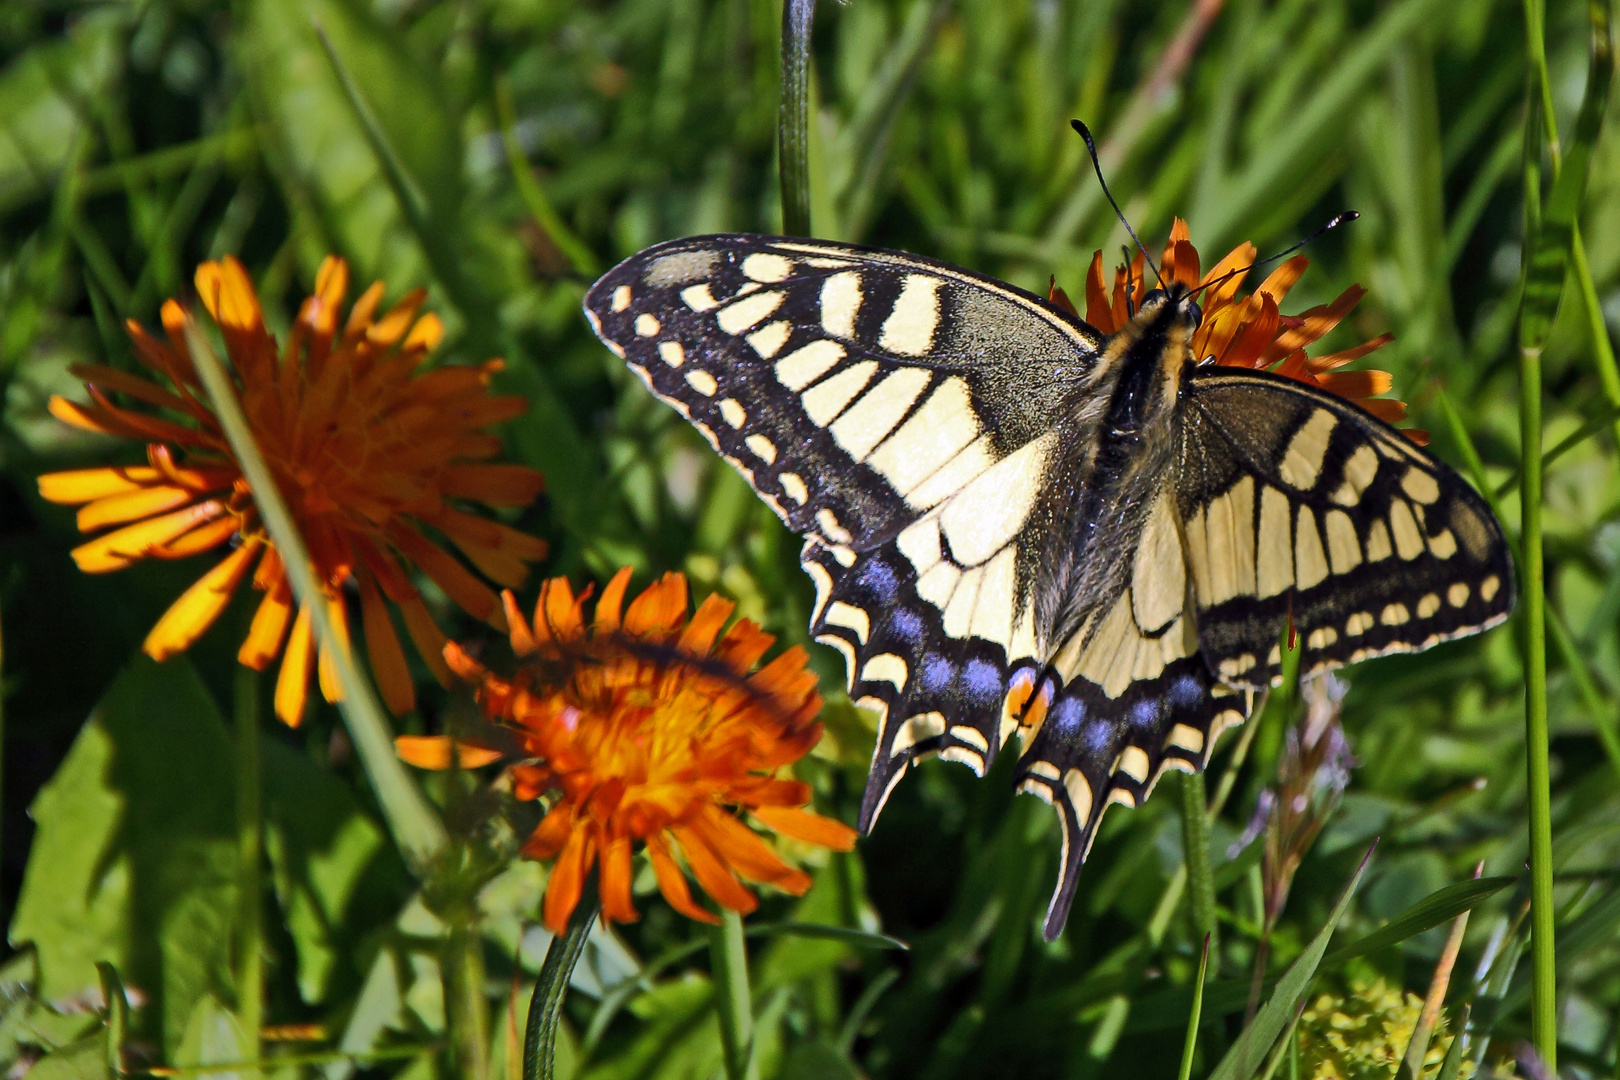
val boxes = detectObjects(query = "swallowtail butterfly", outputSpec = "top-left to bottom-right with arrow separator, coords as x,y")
583,234 -> 1513,938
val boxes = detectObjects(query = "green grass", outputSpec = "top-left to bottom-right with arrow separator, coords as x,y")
2,1 -> 1620,1078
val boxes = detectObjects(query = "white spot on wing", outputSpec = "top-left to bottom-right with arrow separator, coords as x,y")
681,284 -> 719,312
717,290 -> 785,335
821,272 -> 863,339
775,340 -> 845,390
634,313 -> 660,337
745,434 -> 777,464
741,252 -> 793,283
829,368 -> 932,461
878,275 -> 945,356
1256,485 -> 1294,598
610,285 -> 631,312
803,360 -> 878,426
1279,409 -> 1336,490
779,472 -> 809,505
938,431 -> 1056,566
862,653 -> 909,690
685,370 -> 717,396
867,376 -> 980,497
825,601 -> 871,644
906,434 -> 998,510
658,340 -> 685,367
718,398 -> 746,428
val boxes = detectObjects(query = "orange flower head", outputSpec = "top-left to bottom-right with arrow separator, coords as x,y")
398,569 -> 857,933
1051,218 -> 1422,442
38,256 -> 547,726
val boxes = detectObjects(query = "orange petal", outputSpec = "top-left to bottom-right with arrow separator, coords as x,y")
305,256 -> 349,337
624,572 -> 689,638
315,593 -> 350,706
1166,238 -> 1200,291
502,591 -> 537,656
438,464 -> 545,508
1316,370 -> 1394,400
394,735 -> 503,770
751,806 -> 858,851
196,256 -> 264,333
678,593 -> 735,657
670,824 -> 757,914
1084,251 -> 1115,332
1266,287 -> 1365,361
276,604 -> 315,727
646,834 -> 719,924
599,836 -> 639,924
404,313 -> 444,352
1047,278 -> 1078,317
525,802 -> 577,859
149,515 -> 242,559
360,570 -> 416,716
70,501 -> 226,572
1255,255 -> 1308,305
387,525 -> 503,628
542,828 -> 596,934
240,576 -> 294,670
76,485 -> 201,532
38,466 -> 164,505
531,576 -> 585,649
367,288 -> 427,348
142,540 -> 262,660
1359,397 -> 1409,424
398,593 -> 455,687
692,809 -> 812,893
1217,294 -> 1280,369
593,568 -> 634,633
1303,333 -> 1394,374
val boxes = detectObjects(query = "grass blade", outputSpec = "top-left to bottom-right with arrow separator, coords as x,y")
1207,843 -> 1376,1080
1323,876 -> 1514,968
525,880 -> 600,1080
1177,935 -> 1211,1080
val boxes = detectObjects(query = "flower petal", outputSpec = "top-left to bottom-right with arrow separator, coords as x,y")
276,604 -> 316,727
670,824 -> 758,914
360,570 -> 416,716
240,575 -> 294,670
624,573 -> 689,638
70,501 -> 226,572
751,806 -> 858,851
692,808 -> 812,893
142,540 -> 263,660
647,834 -> 718,924
599,836 -> 639,923
38,466 -> 165,505
394,735 -> 503,770
594,567 -> 634,633
542,827 -> 596,934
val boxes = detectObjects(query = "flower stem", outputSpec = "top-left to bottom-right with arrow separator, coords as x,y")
710,909 -> 757,1080
778,0 -> 816,236
448,918 -> 491,1080
181,319 -> 450,874
234,666 -> 263,1075
523,882 -> 599,1080
1177,934 -> 1211,1080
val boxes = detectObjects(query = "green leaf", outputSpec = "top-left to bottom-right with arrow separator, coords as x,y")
8,656 -> 238,1057
261,738 -> 404,1005
1321,875 -> 1516,968
171,993 -> 248,1079
1207,845 -> 1375,1080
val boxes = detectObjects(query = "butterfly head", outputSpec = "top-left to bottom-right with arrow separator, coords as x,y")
1136,282 -> 1202,332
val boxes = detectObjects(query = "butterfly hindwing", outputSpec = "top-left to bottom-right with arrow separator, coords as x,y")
1176,367 -> 1514,688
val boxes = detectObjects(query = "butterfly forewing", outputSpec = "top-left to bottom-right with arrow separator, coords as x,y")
1176,369 -> 1513,687
585,234 -> 1107,825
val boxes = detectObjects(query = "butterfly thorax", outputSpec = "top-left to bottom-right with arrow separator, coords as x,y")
1035,286 -> 1201,653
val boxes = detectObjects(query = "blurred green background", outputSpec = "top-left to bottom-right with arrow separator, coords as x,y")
2,0 -> 1619,1076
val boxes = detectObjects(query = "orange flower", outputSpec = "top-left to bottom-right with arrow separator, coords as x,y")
38,256 -> 547,725
1054,218 -> 1423,443
398,569 -> 856,933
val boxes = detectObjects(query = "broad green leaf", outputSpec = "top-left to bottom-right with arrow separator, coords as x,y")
13,1039 -> 106,1080
0,11 -> 122,215
261,738 -> 404,1005
9,656 -> 237,1056
1207,846 -> 1374,1080
1322,875 -> 1515,967
583,973 -> 719,1080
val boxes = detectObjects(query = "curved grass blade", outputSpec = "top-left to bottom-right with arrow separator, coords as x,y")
1322,875 -> 1515,968
1177,936 -> 1211,1080
525,880 -> 600,1080
1207,842 -> 1376,1080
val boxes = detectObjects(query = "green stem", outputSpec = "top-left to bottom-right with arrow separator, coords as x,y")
710,909 -> 756,1080
1517,71 -> 1557,1075
1570,231 -> 1620,452
234,667 -> 263,1075
1181,769 -> 1219,961
448,920 -> 491,1080
524,882 -> 599,1080
778,0 -> 816,235
181,320 -> 450,873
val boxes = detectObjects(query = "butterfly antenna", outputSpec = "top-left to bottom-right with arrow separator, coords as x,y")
1071,119 -> 1162,288
1192,210 -> 1360,299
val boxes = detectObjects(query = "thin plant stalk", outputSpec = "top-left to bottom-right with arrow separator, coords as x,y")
524,882 -> 600,1080
234,667 -> 263,1076
1181,769 -> 1219,961
180,319 -> 450,873
1177,934 -> 1212,1080
778,0 -> 815,236
1397,864 -> 1480,1080
711,910 -> 757,1080
449,921 -> 491,1080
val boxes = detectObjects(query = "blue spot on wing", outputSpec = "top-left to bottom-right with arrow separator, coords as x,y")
889,609 -> 925,645
919,654 -> 953,693
1050,696 -> 1086,736
1169,674 -> 1202,708
963,658 -> 1002,703
858,559 -> 899,600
